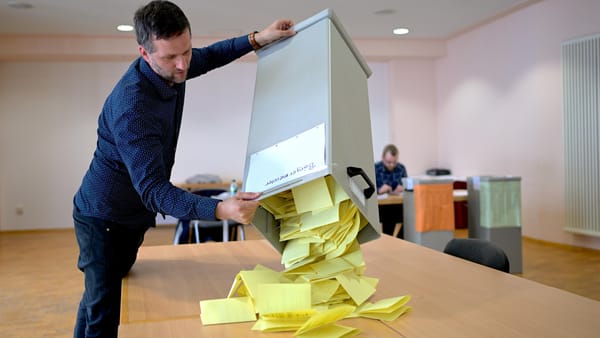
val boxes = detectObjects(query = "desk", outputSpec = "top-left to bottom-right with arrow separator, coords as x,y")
377,189 -> 468,205
120,237 -> 600,337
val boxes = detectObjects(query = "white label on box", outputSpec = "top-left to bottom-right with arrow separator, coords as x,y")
245,124 -> 327,193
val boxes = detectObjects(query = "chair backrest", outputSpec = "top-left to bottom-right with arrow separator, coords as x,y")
443,238 -> 510,272
192,189 -> 226,198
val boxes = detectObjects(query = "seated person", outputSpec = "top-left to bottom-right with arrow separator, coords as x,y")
375,144 -> 407,238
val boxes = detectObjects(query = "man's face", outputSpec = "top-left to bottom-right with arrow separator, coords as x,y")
139,30 -> 192,85
382,152 -> 398,172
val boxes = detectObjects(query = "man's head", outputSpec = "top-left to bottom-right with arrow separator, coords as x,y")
381,144 -> 399,172
134,1 -> 192,85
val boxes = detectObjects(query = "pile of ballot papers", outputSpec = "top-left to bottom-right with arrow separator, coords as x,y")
200,175 -> 411,337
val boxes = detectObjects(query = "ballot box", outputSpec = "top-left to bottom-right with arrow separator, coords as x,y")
467,176 -> 522,273
242,9 -> 380,253
402,177 -> 455,251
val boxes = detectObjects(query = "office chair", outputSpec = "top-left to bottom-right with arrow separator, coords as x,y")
173,189 -> 245,244
443,238 -> 510,272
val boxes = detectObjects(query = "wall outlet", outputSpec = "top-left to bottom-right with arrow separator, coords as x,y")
15,205 -> 24,215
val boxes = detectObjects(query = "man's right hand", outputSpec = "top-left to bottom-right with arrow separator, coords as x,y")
215,192 -> 261,224
255,19 -> 296,47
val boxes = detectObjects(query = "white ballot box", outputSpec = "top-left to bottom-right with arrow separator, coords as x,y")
243,9 -> 380,253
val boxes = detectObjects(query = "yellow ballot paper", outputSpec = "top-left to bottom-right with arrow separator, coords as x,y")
199,297 -> 256,325
335,271 -> 376,306
296,324 -> 360,338
199,175 -> 411,334
227,267 -> 289,299
311,279 -> 341,305
252,309 -> 316,332
292,177 -> 333,214
254,283 -> 312,315
294,304 -> 355,336
354,295 -> 412,321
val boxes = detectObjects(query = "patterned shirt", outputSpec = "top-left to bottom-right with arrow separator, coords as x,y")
374,161 -> 408,191
74,36 -> 253,227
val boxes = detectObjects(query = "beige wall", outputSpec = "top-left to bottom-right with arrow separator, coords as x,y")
0,59 -> 391,230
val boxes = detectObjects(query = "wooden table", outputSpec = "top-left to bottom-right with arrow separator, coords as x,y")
119,237 -> 600,337
377,189 -> 468,205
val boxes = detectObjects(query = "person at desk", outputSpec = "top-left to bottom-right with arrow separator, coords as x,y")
375,144 -> 408,238
71,1 -> 295,337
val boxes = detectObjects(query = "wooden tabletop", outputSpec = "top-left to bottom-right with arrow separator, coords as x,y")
120,236 -> 600,337
377,189 -> 468,205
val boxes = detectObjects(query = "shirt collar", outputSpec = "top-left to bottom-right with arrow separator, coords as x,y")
139,57 -> 180,100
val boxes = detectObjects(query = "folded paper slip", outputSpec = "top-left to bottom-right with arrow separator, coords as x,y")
353,295 -> 412,321
199,297 -> 256,325
251,309 -> 316,332
295,304 -> 355,336
296,323 -> 360,338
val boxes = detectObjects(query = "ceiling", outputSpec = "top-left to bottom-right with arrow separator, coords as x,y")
0,0 -> 538,40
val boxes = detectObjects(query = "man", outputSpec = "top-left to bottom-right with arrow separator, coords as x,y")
72,1 -> 295,336
374,144 -> 408,237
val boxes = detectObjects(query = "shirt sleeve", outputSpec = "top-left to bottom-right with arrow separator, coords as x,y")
187,35 -> 253,79
111,99 -> 220,221
374,162 -> 384,190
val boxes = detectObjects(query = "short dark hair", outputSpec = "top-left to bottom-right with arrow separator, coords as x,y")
134,0 -> 191,53
382,144 -> 398,157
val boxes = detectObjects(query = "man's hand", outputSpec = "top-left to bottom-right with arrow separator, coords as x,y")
255,19 -> 296,47
378,184 -> 392,195
215,192 -> 261,225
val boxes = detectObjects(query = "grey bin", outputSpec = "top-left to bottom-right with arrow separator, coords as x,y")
402,177 -> 456,252
467,176 -> 523,273
242,9 -> 380,253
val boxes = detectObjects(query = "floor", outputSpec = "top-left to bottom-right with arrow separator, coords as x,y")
1,225 -> 599,338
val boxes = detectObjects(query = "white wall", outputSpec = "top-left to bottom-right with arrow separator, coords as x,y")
3,0 -> 600,250
0,62 -> 125,231
0,60 -> 388,230
387,59 -> 438,175
435,0 -> 600,250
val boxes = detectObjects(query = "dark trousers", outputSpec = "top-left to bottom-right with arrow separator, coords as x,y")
73,209 -> 148,338
378,204 -> 404,239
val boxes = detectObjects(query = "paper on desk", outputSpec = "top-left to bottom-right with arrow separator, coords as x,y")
335,271 -> 376,306
294,304 -> 355,336
353,295 -> 412,321
227,266 -> 290,299
251,309 -> 315,332
296,324 -> 359,338
311,279 -> 340,305
199,297 -> 256,325
254,283 -> 312,315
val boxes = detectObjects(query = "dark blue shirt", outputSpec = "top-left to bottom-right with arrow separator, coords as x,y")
374,161 -> 408,191
74,36 -> 253,227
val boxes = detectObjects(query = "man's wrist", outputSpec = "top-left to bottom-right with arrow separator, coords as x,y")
249,31 -> 263,50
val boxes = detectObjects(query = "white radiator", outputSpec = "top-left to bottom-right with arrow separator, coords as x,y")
562,34 -> 600,237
